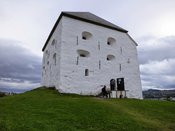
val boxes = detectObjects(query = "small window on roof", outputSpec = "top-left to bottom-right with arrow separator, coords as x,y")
82,31 -> 92,40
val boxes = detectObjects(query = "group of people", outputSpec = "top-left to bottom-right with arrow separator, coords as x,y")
101,79 -> 116,98
101,85 -> 111,98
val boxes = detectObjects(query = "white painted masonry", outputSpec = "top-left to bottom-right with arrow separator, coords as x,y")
41,12 -> 143,99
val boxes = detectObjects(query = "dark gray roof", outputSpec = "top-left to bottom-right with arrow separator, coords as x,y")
42,12 -> 128,51
62,12 -> 128,32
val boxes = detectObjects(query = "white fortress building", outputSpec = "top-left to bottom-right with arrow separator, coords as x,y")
41,12 -> 142,99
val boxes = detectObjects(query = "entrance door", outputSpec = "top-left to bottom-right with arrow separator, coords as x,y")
110,79 -> 116,91
117,78 -> 125,91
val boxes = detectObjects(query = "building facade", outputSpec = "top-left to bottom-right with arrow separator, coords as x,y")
41,12 -> 143,99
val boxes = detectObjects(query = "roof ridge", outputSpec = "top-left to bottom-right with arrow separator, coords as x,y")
42,12 -> 128,51
62,12 -> 127,32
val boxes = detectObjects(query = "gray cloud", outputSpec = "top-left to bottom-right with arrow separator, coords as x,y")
138,36 -> 175,64
0,38 -> 41,93
1,0 -> 175,92
138,36 -> 175,90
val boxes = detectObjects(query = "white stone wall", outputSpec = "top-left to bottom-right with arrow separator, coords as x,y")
41,19 -> 62,88
42,16 -> 143,99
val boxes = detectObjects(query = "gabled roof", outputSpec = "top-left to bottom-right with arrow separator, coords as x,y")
42,12 -> 128,51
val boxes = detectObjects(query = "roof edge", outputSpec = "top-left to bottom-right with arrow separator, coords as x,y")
126,33 -> 138,46
62,12 -> 128,33
42,12 -> 64,51
42,12 -> 128,51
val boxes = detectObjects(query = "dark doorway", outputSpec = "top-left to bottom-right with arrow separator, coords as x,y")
117,78 -> 125,91
110,79 -> 116,91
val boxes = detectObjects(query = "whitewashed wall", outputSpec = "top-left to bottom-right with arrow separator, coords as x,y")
42,16 -> 143,99
41,19 -> 62,88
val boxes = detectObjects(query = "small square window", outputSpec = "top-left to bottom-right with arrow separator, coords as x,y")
85,69 -> 89,76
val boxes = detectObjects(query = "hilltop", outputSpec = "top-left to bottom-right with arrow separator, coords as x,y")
0,87 -> 175,131
143,89 -> 175,99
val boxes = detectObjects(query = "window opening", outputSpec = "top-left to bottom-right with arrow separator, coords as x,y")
46,50 -> 50,59
85,69 -> 89,76
99,60 -> 101,69
77,49 -> 90,57
120,47 -> 122,54
117,78 -> 125,91
82,31 -> 92,40
107,55 -> 115,61
127,58 -> 130,63
82,36 -> 86,40
52,39 -> 55,46
110,79 -> 116,90
76,56 -> 79,65
80,54 -> 86,57
51,39 -> 57,48
77,36 -> 79,45
107,37 -> 116,46
98,41 -> 100,50
53,53 -> 56,65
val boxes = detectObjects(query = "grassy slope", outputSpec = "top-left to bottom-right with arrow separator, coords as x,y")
0,87 -> 175,131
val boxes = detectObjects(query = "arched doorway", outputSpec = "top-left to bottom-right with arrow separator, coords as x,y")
110,79 -> 116,91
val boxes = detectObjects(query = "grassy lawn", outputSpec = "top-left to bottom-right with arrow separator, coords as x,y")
0,87 -> 175,131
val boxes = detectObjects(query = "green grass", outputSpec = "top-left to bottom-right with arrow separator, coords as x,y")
0,87 -> 175,131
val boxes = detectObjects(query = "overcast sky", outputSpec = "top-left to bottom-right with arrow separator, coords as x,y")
0,0 -> 175,92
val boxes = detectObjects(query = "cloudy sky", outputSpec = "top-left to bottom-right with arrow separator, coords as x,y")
0,0 -> 175,92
